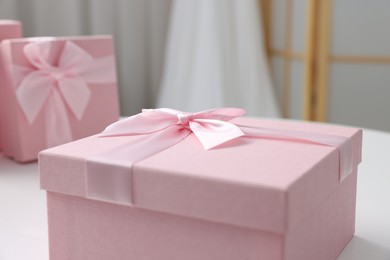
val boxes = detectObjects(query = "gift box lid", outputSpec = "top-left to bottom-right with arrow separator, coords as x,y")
39,117 -> 362,234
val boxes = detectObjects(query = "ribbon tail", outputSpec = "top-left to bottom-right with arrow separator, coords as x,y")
239,125 -> 353,182
58,76 -> 91,120
338,138 -> 353,182
15,71 -> 54,124
45,89 -> 73,147
86,126 -> 191,206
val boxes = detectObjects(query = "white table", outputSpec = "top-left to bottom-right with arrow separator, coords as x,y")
0,128 -> 389,260
0,155 -> 47,260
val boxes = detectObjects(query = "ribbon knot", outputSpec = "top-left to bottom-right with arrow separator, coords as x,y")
177,113 -> 193,125
46,67 -> 69,81
12,39 -> 116,147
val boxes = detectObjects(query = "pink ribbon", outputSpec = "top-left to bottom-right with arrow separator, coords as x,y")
13,40 -> 116,147
102,108 -> 247,150
86,108 -> 353,206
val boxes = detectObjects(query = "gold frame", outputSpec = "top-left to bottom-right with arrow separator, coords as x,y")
302,0 -> 318,120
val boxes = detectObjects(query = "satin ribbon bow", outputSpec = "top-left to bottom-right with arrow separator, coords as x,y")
13,40 -> 116,147
102,107 -> 246,150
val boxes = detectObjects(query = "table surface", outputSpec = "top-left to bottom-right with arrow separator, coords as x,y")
0,128 -> 390,260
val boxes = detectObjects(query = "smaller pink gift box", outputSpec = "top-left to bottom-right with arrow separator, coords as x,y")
0,35 -> 120,162
0,20 -> 22,151
0,20 -> 21,39
39,109 -> 362,260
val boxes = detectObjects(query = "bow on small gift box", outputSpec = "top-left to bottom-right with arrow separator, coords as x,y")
12,39 -> 116,147
85,108 -> 354,206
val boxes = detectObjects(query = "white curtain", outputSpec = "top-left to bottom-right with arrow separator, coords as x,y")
158,0 -> 280,117
0,0 -> 280,117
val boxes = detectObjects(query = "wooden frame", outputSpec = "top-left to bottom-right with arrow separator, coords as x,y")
260,0 -> 390,121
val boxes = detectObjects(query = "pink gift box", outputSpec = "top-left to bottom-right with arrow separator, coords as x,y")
0,35 -> 119,162
39,117 -> 362,260
0,20 -> 22,151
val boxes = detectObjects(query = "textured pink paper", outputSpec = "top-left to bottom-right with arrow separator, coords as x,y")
0,35 -> 120,162
46,170 -> 357,260
0,20 -> 22,151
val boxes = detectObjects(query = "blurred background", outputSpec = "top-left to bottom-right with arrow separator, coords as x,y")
1,0 -> 389,131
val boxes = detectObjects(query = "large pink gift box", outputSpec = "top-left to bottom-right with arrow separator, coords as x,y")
39,110 -> 362,260
0,35 -> 119,162
0,20 -> 22,151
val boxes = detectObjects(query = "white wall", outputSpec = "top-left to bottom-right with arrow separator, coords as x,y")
328,0 -> 390,131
